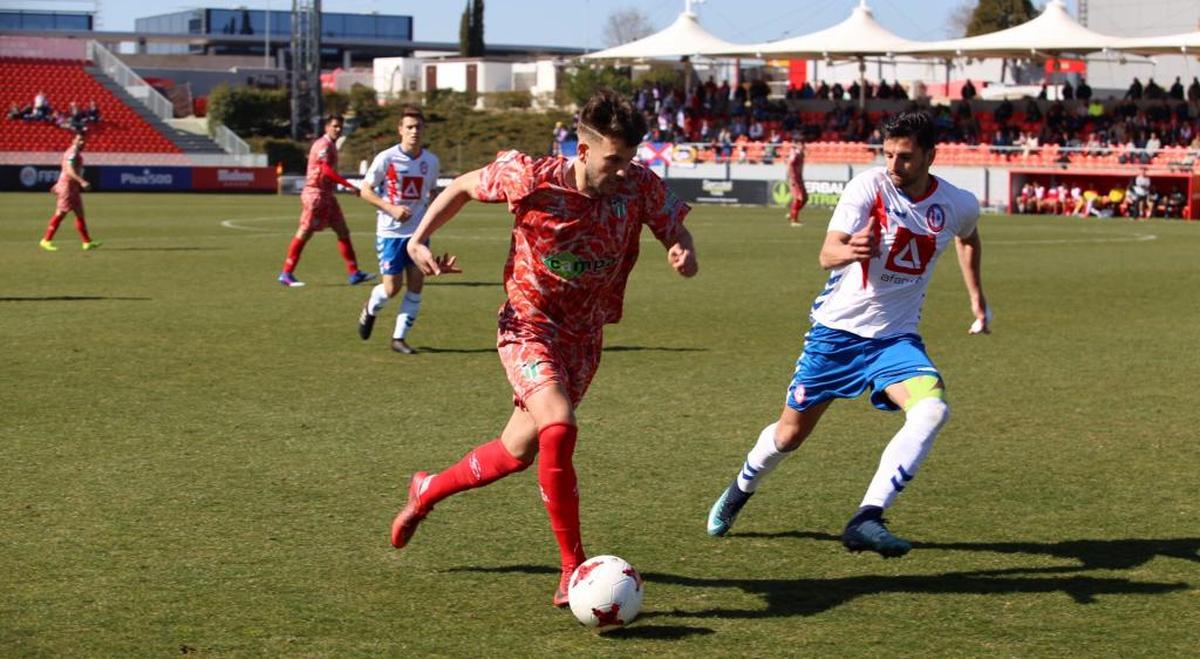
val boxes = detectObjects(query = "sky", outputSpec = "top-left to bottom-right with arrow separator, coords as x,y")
15,0 -> 1079,50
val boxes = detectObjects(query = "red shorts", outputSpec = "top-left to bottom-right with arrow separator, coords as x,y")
496,309 -> 603,409
53,185 -> 82,214
789,181 -> 807,202
299,189 -> 346,232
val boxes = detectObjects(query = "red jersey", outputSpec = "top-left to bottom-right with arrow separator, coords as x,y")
56,145 -> 83,193
786,146 -> 805,184
476,151 -> 689,334
304,135 -> 338,193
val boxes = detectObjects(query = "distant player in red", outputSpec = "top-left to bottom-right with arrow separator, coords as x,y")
786,140 -> 807,226
40,132 -> 99,251
278,114 -> 376,287
391,89 -> 698,607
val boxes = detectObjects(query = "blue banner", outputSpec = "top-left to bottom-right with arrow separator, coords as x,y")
99,166 -> 192,191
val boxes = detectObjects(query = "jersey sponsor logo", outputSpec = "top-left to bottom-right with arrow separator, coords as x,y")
611,197 -> 627,219
400,176 -> 424,200
885,226 -> 937,275
925,203 -> 946,232
886,205 -> 908,218
520,360 -> 542,381
541,251 -> 618,280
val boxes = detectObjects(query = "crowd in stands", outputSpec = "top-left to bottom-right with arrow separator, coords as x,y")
7,90 -> 101,132
625,76 -> 1200,169
1015,170 -> 1188,220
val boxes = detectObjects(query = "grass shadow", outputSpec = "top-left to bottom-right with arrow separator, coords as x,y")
102,247 -> 225,252
424,281 -> 503,287
602,346 -> 706,353
736,530 -> 1200,571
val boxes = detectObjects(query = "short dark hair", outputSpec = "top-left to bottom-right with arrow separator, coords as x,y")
882,112 -> 936,151
579,88 -> 645,148
323,114 -> 345,126
400,105 -> 424,122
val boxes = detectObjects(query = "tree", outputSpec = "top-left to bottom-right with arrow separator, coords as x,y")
559,64 -> 633,106
602,7 -> 655,47
458,1 -> 471,57
965,0 -> 1037,37
471,0 -> 485,56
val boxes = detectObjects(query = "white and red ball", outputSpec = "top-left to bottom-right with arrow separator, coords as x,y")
567,555 -> 644,630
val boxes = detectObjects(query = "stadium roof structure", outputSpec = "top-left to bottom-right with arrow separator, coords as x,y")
702,0 -> 919,60
580,6 -> 740,61
894,0 -> 1117,58
1114,30 -> 1200,56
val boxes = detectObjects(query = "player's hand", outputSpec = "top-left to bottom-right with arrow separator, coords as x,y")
81,181 -> 91,190
388,204 -> 412,221
667,243 -> 698,277
408,241 -> 460,276
849,222 -> 880,260
432,252 -> 462,275
968,301 -> 992,335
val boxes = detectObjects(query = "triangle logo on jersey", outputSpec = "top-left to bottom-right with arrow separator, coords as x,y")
401,176 -> 424,200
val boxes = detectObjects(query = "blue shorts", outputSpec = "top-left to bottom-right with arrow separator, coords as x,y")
786,324 -> 942,413
375,236 -> 427,276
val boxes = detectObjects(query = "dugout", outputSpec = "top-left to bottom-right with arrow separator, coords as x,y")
1007,168 -> 1200,220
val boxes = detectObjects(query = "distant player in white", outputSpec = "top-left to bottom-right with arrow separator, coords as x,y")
707,112 -> 990,557
357,106 -> 441,354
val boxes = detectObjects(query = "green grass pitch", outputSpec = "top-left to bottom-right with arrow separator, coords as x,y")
1,192 -> 1198,656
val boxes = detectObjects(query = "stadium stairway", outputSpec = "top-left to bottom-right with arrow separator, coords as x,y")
84,66 -> 226,154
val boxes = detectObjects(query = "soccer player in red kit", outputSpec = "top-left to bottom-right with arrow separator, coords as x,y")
278,114 -> 377,287
40,132 -> 99,251
391,89 -> 699,607
786,140 -> 807,226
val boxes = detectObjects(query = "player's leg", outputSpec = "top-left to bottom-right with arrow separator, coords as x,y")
390,263 -> 424,354
359,237 -> 400,340
391,405 -> 537,550
72,200 -> 98,249
41,192 -> 73,250
843,337 -> 949,557
708,325 -> 862,536
707,402 -> 831,537
330,203 -> 375,284
280,198 -> 315,286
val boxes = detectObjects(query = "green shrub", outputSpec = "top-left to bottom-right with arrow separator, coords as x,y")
207,84 -> 290,138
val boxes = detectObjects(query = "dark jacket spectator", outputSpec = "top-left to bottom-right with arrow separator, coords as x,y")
1076,78 -> 1092,101
1126,78 -> 1143,100
1168,77 -> 1185,100
961,79 -> 977,100
1188,77 -> 1200,102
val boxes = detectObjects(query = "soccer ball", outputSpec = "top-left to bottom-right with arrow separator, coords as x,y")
567,555 -> 644,631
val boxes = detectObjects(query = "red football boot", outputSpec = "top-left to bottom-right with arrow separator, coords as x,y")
553,562 -> 580,607
390,472 -> 431,549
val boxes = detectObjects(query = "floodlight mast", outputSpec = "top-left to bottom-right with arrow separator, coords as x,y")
290,0 -> 322,140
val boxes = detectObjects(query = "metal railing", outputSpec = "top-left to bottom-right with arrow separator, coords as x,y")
86,41 -> 173,121
211,123 -> 251,156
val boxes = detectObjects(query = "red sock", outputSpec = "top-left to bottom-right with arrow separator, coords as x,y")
421,438 -> 529,507
43,213 -> 65,241
74,216 -> 91,243
336,237 -> 359,273
537,423 -> 585,569
282,237 -> 306,273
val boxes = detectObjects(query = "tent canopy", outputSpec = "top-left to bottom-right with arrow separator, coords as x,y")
896,0 -> 1115,58
580,10 -> 740,61
1114,31 -> 1200,56
705,0 -> 919,59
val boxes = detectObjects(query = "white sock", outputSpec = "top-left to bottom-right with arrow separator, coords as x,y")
860,398 -> 950,510
367,284 -> 389,315
736,423 -> 787,493
394,291 -> 421,339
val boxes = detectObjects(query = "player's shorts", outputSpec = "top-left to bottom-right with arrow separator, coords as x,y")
52,184 -> 82,214
375,236 -> 428,276
299,189 -> 346,232
496,305 -> 603,409
786,324 -> 942,413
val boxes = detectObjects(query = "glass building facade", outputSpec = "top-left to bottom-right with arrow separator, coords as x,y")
135,9 -> 412,41
0,11 -> 93,32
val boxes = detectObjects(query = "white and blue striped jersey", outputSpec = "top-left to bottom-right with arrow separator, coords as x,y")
810,167 -> 980,339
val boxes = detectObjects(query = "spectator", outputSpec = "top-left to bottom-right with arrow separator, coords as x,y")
1168,77 -> 1185,101
1076,78 -> 1093,101
1144,78 -> 1165,100
1188,77 -> 1200,103
1037,84 -> 1048,100
1126,78 -> 1143,100
1017,182 -> 1036,213
831,82 -> 845,101
1144,132 -> 1161,162
1062,80 -> 1074,100
32,90 -> 50,120
7,102 -> 26,120
892,80 -> 908,100
815,80 -> 830,100
961,79 -> 977,100
1130,169 -> 1152,218
83,100 -> 100,124
799,81 -> 814,99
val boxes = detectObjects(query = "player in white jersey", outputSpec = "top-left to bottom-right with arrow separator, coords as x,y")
356,106 -> 441,354
706,112 -> 990,557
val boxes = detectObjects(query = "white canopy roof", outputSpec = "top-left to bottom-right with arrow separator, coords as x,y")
1114,31 -> 1200,56
705,1 -> 919,59
895,0 -> 1115,58
580,10 -> 741,61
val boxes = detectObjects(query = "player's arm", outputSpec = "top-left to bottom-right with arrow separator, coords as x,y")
358,179 -> 408,221
67,159 -> 89,188
319,162 -> 360,196
406,169 -> 485,275
955,228 -> 989,334
819,228 -> 878,270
